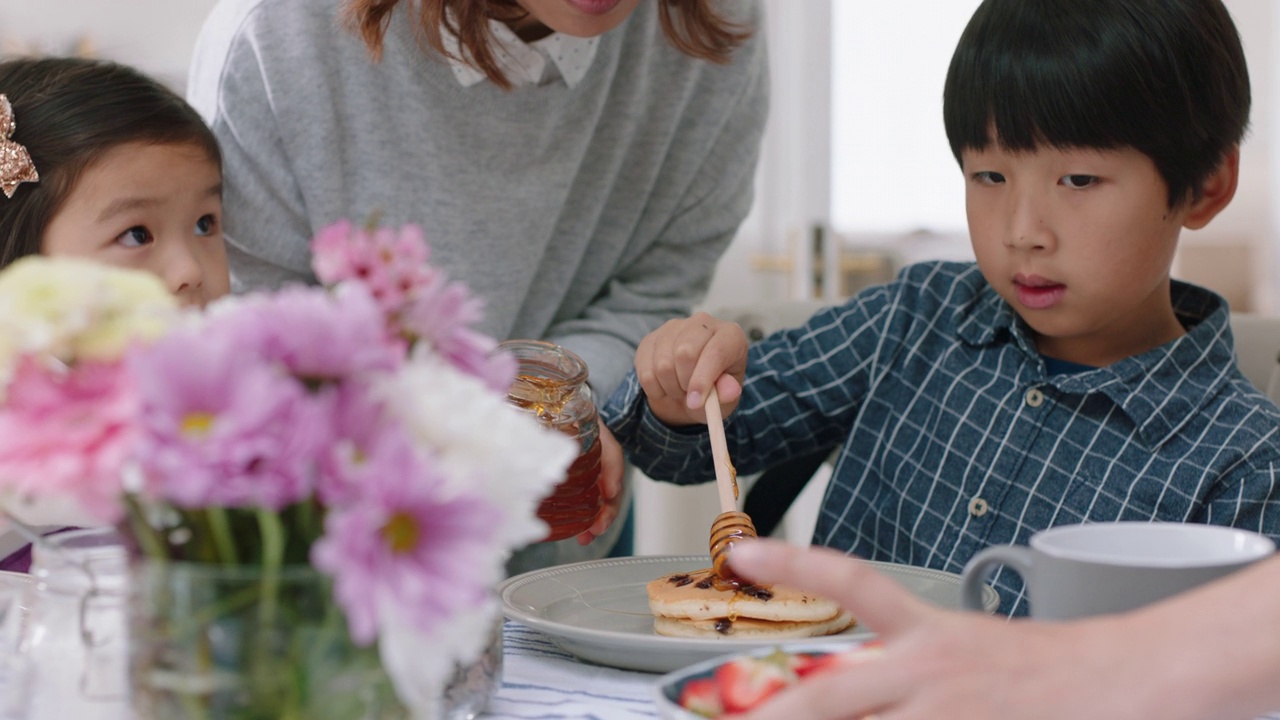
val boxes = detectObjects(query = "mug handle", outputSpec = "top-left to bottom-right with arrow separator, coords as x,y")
960,544 -> 1034,612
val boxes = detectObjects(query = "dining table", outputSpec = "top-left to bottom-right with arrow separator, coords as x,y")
487,622 -> 662,718
486,621 -> 1280,720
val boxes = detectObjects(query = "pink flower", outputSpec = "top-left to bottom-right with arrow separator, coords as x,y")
129,324 -> 328,510
209,284 -> 402,384
311,221 -> 436,317
311,448 -> 502,645
309,220 -> 515,389
400,282 -> 516,393
316,384 -> 404,507
0,356 -> 136,523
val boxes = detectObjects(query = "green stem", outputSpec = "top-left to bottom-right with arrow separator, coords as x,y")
125,494 -> 169,563
256,508 -> 285,629
207,507 -> 239,565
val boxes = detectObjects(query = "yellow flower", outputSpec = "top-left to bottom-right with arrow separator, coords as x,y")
0,256 -> 177,369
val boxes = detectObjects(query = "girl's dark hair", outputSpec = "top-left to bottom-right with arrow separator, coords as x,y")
943,0 -> 1250,208
0,57 -> 222,266
344,0 -> 752,90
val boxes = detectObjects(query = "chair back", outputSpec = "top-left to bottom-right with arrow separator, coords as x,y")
1229,314 -> 1280,403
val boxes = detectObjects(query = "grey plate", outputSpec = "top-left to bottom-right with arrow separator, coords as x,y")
498,554 -> 1000,673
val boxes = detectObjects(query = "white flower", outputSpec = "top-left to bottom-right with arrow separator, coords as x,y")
374,355 -> 576,554
0,256 -> 176,391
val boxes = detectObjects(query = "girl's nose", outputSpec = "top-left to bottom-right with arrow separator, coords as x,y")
161,237 -> 206,304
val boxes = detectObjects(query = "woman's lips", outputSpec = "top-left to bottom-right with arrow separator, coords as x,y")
1014,274 -> 1066,310
564,0 -> 624,16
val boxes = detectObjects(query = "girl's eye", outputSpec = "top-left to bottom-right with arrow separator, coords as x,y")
116,226 -> 154,248
1061,174 -> 1099,189
972,171 -> 1005,185
194,214 -> 218,237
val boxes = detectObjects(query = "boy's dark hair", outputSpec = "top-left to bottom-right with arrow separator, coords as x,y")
0,57 -> 221,267
943,0 -> 1249,209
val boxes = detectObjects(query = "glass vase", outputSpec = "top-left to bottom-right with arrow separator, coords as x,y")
128,561 -> 407,720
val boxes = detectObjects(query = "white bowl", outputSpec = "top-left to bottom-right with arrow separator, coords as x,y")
652,639 -> 878,719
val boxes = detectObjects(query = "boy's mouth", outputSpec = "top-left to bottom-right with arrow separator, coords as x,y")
1013,274 -> 1066,310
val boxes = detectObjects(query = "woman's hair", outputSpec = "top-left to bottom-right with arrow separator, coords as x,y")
0,57 -> 222,267
345,0 -> 752,89
943,0 -> 1250,209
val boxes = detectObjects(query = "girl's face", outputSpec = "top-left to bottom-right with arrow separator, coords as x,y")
42,141 -> 230,307
510,0 -> 644,38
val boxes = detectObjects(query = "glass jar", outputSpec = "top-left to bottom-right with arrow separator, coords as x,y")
14,528 -> 130,720
497,340 -> 603,542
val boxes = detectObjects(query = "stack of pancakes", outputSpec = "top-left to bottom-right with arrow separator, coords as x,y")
646,568 -> 854,639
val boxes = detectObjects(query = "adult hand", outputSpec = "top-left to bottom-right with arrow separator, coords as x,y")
727,540 -> 1158,720
576,422 -> 624,545
633,311 -> 748,427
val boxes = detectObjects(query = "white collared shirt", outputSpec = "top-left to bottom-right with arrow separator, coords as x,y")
443,19 -> 599,88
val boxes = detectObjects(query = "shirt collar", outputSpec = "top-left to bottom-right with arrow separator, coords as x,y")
442,19 -> 599,89
956,274 -> 1238,449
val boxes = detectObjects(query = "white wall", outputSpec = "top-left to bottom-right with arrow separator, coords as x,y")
0,0 -> 219,88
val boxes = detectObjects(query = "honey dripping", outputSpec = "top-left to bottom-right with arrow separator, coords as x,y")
710,510 -> 758,583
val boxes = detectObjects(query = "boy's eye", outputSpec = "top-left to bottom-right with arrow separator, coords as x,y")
117,226 -> 154,248
1061,174 -> 1099,189
972,171 -> 1005,185
194,214 -> 218,237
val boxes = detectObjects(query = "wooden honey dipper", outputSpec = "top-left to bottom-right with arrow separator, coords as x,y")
704,386 -> 758,581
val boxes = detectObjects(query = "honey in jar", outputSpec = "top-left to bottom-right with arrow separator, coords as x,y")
499,340 -> 603,542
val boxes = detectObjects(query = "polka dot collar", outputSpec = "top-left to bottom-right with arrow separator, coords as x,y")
443,19 -> 600,88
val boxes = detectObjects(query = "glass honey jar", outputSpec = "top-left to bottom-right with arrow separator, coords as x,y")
498,340 -> 603,542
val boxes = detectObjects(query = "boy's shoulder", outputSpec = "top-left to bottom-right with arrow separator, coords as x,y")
1197,373 -> 1280,467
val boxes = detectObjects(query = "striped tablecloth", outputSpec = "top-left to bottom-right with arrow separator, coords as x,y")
487,623 -> 1280,720
487,623 -> 660,719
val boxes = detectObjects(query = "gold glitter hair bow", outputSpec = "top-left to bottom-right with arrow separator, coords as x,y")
0,94 -> 39,198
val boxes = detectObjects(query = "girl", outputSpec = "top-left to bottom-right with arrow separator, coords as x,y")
0,56 -> 229,307
0,56 -> 231,571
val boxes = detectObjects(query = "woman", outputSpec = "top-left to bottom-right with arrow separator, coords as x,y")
187,0 -> 768,570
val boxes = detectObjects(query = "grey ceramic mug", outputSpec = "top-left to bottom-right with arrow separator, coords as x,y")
960,522 -> 1275,619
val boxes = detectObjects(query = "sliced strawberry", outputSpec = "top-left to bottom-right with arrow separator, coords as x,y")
797,641 -> 887,678
679,677 -> 725,718
713,655 -> 798,713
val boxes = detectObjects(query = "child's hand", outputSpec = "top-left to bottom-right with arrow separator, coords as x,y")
634,312 -> 748,426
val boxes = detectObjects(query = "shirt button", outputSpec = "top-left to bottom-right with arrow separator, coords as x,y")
969,497 -> 989,517
1025,387 -> 1045,407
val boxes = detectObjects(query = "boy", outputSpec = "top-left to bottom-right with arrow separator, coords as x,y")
602,0 -> 1280,616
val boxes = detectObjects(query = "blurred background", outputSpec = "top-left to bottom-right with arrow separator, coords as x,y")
2,0 -> 1273,312
4,0 -> 1277,554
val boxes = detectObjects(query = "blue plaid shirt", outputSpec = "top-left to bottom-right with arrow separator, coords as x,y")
603,261 -> 1280,615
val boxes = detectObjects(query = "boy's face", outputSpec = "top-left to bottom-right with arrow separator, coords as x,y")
963,144 -> 1193,367
41,141 -> 230,307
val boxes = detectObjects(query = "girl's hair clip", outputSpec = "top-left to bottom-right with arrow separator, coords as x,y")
0,94 -> 39,198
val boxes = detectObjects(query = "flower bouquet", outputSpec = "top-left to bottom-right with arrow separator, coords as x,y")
0,222 -> 576,719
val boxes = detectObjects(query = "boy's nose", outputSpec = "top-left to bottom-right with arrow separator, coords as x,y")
1006,191 -> 1054,252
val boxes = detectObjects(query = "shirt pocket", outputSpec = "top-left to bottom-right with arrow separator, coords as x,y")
1060,469 -> 1165,522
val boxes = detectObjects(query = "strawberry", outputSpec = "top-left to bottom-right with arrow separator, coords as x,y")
787,652 -> 822,677
679,677 -> 725,718
713,653 -> 798,713
797,641 -> 887,678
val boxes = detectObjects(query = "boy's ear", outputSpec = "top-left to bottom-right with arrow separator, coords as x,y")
1182,147 -> 1240,230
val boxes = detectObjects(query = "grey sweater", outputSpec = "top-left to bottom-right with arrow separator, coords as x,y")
187,0 -> 769,399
